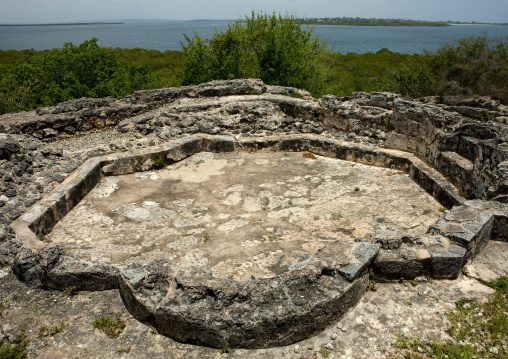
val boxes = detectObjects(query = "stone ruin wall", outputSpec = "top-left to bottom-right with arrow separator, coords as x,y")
1,79 -> 507,203
1,79 -> 508,348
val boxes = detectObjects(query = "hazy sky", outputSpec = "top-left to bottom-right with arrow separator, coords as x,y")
1,0 -> 507,24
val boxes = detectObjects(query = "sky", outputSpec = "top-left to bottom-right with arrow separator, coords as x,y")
0,0 -> 507,24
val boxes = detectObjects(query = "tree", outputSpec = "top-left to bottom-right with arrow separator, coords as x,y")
0,39 -> 151,114
181,11 -> 330,95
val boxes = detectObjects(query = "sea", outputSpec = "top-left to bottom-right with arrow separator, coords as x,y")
1,19 -> 508,54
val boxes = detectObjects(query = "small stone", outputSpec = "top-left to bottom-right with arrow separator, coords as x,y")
330,333 -> 338,340
42,128 -> 58,138
340,327 -> 347,332
4,189 -> 16,198
293,344 -> 300,354
325,343 -> 334,351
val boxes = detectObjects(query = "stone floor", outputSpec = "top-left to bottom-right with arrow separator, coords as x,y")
48,151 -> 442,278
1,240 -> 506,359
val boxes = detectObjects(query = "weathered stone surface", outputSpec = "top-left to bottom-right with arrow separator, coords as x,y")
0,224 -> 22,267
11,244 -> 118,291
430,246 -> 466,279
119,263 -> 368,349
429,200 -> 508,259
492,215 -> 508,241
0,266 -> 502,359
12,245 -> 62,288
372,246 -> 428,280
372,230 -> 417,250
43,256 -> 119,291
0,79 -> 507,350
466,240 -> 508,282
0,134 -> 21,160
337,239 -> 380,282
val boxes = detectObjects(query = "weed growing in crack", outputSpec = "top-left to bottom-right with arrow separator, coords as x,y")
37,227 -> 53,242
0,293 -> 17,317
219,340 -> 230,354
367,280 -> 377,292
383,118 -> 394,131
482,111 -> 494,122
153,156 -> 167,170
0,332 -> 29,359
92,316 -> 126,338
319,348 -> 331,358
61,285 -> 79,297
39,321 -> 65,337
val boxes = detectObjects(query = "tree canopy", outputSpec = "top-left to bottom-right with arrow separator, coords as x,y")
0,38 -> 150,114
181,12 -> 330,95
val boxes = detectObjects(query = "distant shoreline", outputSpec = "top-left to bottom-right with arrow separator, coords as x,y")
0,22 -> 124,27
300,17 -> 508,27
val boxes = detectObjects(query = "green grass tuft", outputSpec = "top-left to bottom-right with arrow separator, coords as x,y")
0,332 -> 29,359
92,316 -> 126,339
394,276 -> 508,358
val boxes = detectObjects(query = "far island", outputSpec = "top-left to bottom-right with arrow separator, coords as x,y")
300,17 -> 508,27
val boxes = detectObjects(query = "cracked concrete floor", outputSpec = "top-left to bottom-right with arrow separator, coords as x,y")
47,151 -> 442,279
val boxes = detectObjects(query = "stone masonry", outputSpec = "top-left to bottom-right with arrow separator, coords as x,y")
0,79 -> 507,349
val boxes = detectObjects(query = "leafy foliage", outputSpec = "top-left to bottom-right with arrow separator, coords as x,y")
396,36 -> 508,103
1,28 -> 507,116
431,36 -> 508,103
320,48 -> 413,96
0,38 -> 151,114
0,333 -> 29,359
181,11 -> 330,95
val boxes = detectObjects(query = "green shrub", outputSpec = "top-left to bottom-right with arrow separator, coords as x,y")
430,36 -> 508,103
181,11 -> 330,96
0,38 -> 151,114
394,36 -> 508,104
395,56 -> 436,98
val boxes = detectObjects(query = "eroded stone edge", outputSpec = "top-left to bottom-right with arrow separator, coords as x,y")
8,133 -> 508,348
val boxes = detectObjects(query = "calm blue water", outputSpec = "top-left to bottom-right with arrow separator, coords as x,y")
1,19 -> 507,54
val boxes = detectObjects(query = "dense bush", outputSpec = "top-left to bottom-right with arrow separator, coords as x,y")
181,12 -> 330,95
431,36 -> 508,103
396,36 -> 508,103
0,38 -> 151,114
1,26 -> 507,115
